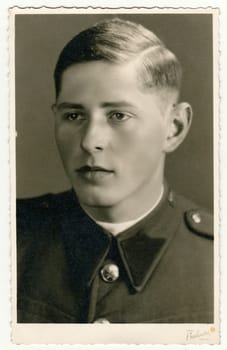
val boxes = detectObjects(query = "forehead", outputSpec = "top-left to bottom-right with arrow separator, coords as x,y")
60,61 -> 140,92
58,61 -> 176,114
58,61 -> 148,106
60,61 -> 163,97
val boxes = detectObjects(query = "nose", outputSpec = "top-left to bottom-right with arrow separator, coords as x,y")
80,118 -> 108,153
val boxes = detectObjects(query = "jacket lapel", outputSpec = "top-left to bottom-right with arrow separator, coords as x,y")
58,188 -> 181,293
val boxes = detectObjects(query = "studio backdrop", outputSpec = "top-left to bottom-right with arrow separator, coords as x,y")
15,13 -> 213,210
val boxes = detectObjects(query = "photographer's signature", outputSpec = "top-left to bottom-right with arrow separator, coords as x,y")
186,327 -> 216,342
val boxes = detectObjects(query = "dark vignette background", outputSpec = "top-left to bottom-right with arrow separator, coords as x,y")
15,13 -> 213,211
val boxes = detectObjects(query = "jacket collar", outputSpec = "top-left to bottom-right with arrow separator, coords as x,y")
59,185 -> 181,293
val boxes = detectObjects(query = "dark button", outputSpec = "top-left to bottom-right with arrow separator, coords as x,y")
93,318 -> 110,324
100,263 -> 119,283
41,201 -> 49,208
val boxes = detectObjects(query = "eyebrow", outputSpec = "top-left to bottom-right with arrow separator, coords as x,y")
55,101 -> 135,110
55,102 -> 84,110
101,101 -> 135,108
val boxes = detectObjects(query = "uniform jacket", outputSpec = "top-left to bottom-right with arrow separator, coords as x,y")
17,186 -> 213,323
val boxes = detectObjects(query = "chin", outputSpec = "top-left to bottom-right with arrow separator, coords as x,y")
74,188 -> 118,208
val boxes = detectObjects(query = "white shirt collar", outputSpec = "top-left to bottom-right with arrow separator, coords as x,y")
95,185 -> 164,236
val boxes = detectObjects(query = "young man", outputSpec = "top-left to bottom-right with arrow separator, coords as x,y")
17,18 -> 213,323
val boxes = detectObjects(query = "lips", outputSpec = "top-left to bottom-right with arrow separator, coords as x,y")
76,165 -> 113,173
76,165 -> 114,182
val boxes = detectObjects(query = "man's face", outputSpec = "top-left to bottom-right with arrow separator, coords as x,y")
54,61 -> 172,217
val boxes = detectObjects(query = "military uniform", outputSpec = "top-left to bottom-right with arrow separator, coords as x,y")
17,185 -> 213,323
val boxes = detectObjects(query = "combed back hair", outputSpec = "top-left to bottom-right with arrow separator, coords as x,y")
54,18 -> 182,98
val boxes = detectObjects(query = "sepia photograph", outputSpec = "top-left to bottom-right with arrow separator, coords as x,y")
10,7 -> 219,344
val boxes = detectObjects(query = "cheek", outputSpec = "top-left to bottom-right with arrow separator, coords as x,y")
142,119 -> 166,149
117,121 -> 165,159
55,126 -> 78,162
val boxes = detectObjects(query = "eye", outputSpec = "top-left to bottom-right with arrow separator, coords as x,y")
109,112 -> 132,122
63,112 -> 85,121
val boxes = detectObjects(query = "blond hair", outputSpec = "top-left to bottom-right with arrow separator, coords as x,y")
54,18 -> 182,97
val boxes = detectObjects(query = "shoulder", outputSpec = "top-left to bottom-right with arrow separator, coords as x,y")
17,189 -> 75,209
172,191 -> 213,240
16,190 -> 79,270
166,191 -> 214,286
17,190 -> 78,236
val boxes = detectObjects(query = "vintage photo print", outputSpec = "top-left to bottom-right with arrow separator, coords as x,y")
10,7 -> 219,344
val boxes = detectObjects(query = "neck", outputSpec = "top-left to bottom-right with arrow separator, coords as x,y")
80,180 -> 164,223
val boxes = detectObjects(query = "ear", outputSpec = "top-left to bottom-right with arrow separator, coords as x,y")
164,102 -> 193,153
